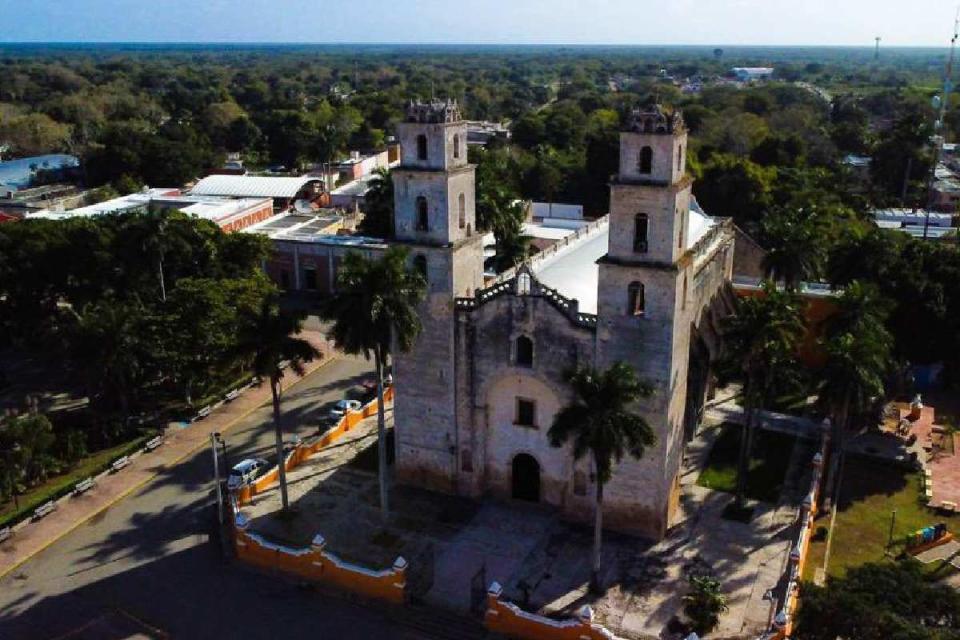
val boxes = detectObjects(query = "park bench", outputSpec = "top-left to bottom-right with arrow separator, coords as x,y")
111,455 -> 131,472
74,477 -> 96,495
33,501 -> 57,520
144,436 -> 164,452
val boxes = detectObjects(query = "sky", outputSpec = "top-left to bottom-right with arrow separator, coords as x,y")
0,0 -> 956,47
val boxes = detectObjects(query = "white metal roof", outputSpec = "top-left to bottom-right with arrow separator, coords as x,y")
532,201 -> 720,315
190,175 -> 321,199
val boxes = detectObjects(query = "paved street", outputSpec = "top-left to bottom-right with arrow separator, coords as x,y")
0,354 -> 441,639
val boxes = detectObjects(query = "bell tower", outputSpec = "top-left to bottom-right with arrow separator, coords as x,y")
594,105 -> 693,539
606,105 -> 691,266
393,100 -> 475,248
391,100 -> 484,494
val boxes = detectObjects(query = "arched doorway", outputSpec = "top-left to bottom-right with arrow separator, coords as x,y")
512,454 -> 540,502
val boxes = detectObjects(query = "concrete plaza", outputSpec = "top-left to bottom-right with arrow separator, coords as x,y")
244,413 -> 814,639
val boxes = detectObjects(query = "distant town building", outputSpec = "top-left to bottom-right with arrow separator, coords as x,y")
0,154 -> 79,195
731,67 -> 775,82
329,172 -> 381,211
0,183 -> 92,216
872,207 -> 957,241
932,177 -> 960,213
331,149 -> 392,182
465,120 -> 510,146
246,212 -> 382,292
530,202 -> 583,220
189,175 -> 325,212
29,188 -> 275,232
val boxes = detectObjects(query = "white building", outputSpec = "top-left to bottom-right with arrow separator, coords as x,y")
28,188 -> 275,232
731,67 -> 775,82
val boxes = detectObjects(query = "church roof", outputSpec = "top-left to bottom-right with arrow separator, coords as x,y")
532,224 -> 608,315
531,201 -> 719,315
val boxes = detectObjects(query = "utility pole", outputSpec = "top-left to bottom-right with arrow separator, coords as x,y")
924,7 -> 959,241
210,432 -> 223,525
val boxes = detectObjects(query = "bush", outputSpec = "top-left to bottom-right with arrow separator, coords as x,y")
683,574 -> 728,635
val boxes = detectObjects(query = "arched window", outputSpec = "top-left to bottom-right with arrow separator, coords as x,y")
516,336 -> 533,367
678,210 -> 685,249
628,281 -> 645,317
413,254 -> 428,280
458,193 -> 466,229
639,146 -> 653,174
517,272 -> 531,295
416,134 -> 428,161
453,134 -> 461,159
416,196 -> 429,231
633,213 -> 649,253
677,145 -> 684,173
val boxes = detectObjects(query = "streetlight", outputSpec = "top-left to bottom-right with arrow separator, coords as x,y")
211,432 -> 224,525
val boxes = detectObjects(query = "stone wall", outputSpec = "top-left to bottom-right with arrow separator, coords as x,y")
453,278 -> 597,517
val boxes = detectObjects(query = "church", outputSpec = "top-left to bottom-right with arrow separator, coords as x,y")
390,100 -> 736,540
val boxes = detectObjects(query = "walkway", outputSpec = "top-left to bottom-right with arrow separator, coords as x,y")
0,330 -> 335,579
705,397 -> 821,440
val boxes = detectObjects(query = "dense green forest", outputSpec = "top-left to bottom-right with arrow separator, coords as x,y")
0,44 -> 954,213
1,44 -> 958,377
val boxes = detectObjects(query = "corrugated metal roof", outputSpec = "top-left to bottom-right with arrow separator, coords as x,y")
190,175 -> 321,199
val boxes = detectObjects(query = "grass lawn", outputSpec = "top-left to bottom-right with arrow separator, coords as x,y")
697,422 -> 797,503
0,433 -> 153,528
803,456 -> 960,581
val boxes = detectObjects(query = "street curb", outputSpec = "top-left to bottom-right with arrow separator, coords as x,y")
0,353 -> 340,580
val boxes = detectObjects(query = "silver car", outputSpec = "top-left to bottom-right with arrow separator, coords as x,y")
226,458 -> 269,490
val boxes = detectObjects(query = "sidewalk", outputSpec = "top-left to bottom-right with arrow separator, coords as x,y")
0,330 -> 335,579
705,395 -> 820,440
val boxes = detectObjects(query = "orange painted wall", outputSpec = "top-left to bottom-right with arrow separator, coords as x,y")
234,386 -> 394,507
230,388 -> 404,604
734,287 -> 837,369
234,528 -> 406,604
484,589 -> 620,640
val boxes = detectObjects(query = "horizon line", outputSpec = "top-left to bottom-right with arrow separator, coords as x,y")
0,40 -> 951,49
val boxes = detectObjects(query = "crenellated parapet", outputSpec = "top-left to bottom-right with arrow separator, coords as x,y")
455,266 -> 598,330
404,99 -> 462,124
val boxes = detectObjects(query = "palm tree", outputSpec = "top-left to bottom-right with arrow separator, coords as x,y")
818,281 -> 892,504
356,167 -> 394,239
548,362 -> 655,593
320,247 -> 426,519
71,299 -> 146,421
239,297 -> 319,511
491,198 -> 531,272
760,206 -> 825,290
717,282 -> 805,508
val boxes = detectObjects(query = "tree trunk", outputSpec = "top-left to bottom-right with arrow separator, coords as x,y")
375,343 -> 389,520
735,400 -> 757,510
271,373 -> 289,511
590,455 -> 604,594
823,392 -> 850,511
158,254 -> 166,303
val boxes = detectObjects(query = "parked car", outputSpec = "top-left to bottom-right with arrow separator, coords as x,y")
329,399 -> 362,419
227,458 -> 269,490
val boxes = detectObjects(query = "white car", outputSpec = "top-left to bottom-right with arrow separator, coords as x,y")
227,458 -> 269,490
329,399 -> 362,419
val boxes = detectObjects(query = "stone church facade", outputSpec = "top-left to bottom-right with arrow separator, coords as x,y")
391,100 -> 736,540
